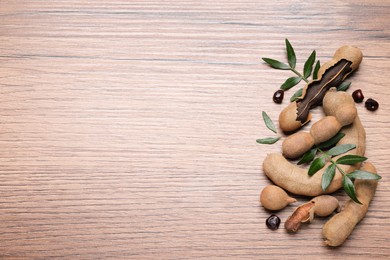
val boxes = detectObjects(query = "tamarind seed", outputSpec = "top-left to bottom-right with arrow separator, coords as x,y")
273,90 -> 284,104
352,89 -> 364,103
266,214 -> 281,230
365,98 -> 379,111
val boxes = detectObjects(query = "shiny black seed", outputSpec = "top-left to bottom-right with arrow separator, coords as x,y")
273,90 -> 284,104
352,89 -> 364,103
266,214 -> 281,230
365,98 -> 379,111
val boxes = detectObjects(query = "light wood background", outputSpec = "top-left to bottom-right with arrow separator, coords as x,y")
1,1 -> 389,259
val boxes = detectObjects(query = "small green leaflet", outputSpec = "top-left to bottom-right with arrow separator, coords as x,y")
336,155 -> 367,165
285,39 -> 296,69
290,88 -> 303,102
262,111 -> 277,133
256,137 -> 280,144
327,144 -> 356,157
303,50 -> 316,79
343,176 -> 361,204
346,170 -> 382,180
337,81 -> 351,91
313,60 -> 321,80
308,156 -> 326,176
262,58 -> 290,70
280,76 -> 301,91
322,163 -> 336,191
298,148 -> 317,165
317,132 -> 345,149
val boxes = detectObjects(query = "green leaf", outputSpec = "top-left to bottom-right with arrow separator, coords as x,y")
313,60 -> 321,80
346,170 -> 382,180
303,50 -> 316,79
280,76 -> 302,91
290,88 -> 303,102
308,156 -> 326,176
256,137 -> 280,144
343,176 -> 361,204
262,111 -> 277,133
337,81 -> 351,91
322,163 -> 336,191
336,155 -> 367,165
298,148 -> 317,165
317,132 -> 345,150
327,144 -> 356,157
285,39 -> 296,69
262,58 -> 290,70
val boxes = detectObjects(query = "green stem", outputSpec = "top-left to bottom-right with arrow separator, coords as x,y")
290,67 -> 309,83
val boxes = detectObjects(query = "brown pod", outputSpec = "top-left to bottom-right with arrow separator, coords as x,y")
323,162 -> 378,247
260,185 -> 296,211
282,132 -> 314,159
310,116 -> 342,144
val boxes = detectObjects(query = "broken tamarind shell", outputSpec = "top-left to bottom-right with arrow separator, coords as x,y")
285,195 -> 340,233
279,46 -> 362,132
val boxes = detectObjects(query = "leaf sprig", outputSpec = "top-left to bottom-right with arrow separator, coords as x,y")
262,39 -> 319,90
262,39 -> 352,102
256,111 -> 280,144
299,133 -> 382,204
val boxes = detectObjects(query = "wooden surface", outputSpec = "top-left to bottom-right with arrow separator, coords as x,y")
1,1 -> 389,259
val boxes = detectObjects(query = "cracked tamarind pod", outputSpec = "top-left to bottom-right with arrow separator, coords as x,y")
279,46 -> 363,132
285,195 -> 340,233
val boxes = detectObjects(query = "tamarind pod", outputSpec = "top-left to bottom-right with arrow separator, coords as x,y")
278,46 -> 362,132
263,115 -> 366,196
310,116 -> 342,145
323,89 -> 357,126
322,162 -> 378,247
282,132 -> 314,159
281,90 -> 357,159
310,195 -> 340,218
260,185 -> 296,211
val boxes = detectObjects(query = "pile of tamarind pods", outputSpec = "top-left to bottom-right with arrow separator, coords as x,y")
260,46 -> 380,247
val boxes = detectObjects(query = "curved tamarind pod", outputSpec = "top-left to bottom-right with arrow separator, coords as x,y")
279,46 -> 362,132
322,162 -> 378,247
282,90 -> 357,159
263,115 -> 366,196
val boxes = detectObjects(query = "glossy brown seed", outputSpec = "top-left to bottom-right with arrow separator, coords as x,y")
273,90 -> 284,104
352,89 -> 364,103
266,214 -> 281,230
365,98 -> 379,111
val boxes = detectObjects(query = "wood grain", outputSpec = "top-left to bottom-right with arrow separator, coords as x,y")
0,0 -> 389,258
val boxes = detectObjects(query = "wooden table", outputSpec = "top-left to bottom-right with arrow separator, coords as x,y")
1,1 -> 389,259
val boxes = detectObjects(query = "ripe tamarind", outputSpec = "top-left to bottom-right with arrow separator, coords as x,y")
322,162 -> 379,246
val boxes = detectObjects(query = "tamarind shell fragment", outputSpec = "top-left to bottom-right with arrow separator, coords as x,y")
296,59 -> 352,123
